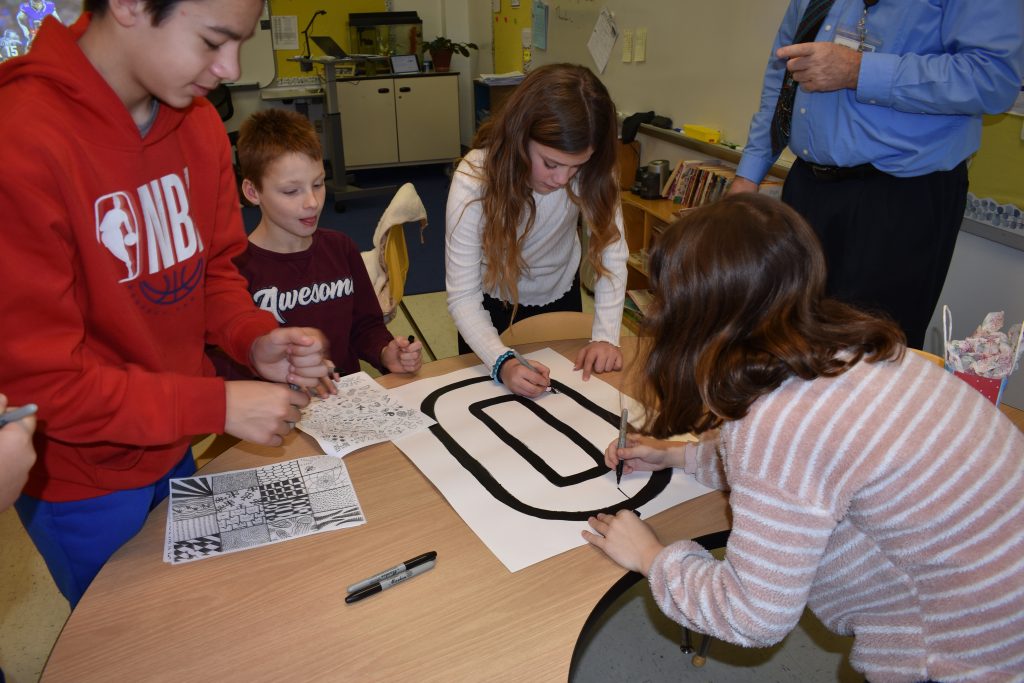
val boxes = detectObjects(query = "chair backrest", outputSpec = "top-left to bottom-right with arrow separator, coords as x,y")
360,183 -> 427,322
499,311 -> 595,345
909,348 -> 944,367
206,84 -> 234,122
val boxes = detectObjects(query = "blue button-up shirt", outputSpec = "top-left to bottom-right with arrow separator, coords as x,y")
736,0 -> 1024,183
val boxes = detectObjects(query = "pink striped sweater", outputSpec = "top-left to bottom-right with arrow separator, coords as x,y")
650,352 -> 1024,682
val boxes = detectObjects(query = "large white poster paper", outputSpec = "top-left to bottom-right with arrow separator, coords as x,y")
389,348 -> 711,572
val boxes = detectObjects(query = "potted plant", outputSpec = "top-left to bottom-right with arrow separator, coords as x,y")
422,36 -> 478,72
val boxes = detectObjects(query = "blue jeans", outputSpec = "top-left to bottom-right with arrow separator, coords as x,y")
15,449 -> 196,607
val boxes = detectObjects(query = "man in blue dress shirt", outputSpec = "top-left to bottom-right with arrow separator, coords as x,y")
731,0 -> 1023,349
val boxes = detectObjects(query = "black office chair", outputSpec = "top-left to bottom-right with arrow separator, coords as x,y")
571,530 -> 730,673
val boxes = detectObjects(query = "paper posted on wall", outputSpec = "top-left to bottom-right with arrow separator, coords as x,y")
587,8 -> 617,74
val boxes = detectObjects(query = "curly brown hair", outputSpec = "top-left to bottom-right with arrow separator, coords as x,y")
467,63 -> 620,306
638,193 -> 905,438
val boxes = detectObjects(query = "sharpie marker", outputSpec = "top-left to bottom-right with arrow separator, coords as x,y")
615,408 -> 628,485
345,560 -> 436,604
511,350 -> 558,394
346,550 -> 437,593
0,403 -> 37,429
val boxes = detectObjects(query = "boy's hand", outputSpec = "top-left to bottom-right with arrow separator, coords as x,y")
0,393 -> 37,511
250,327 -> 330,391
381,336 -> 422,374
224,381 -> 308,447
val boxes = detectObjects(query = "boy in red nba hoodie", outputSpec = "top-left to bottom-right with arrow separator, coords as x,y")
0,0 -> 331,607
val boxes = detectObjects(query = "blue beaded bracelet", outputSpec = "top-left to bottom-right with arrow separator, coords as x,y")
491,349 -> 516,383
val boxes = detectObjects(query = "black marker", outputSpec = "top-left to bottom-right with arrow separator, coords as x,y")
345,560 -> 436,604
346,550 -> 437,593
615,408 -> 628,485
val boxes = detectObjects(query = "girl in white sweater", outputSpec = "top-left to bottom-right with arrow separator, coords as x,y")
445,63 -> 628,398
583,194 -> 1024,682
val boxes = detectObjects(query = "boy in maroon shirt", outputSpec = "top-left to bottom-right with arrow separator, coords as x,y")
230,108 -> 422,377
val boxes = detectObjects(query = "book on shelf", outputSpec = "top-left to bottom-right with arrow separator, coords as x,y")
661,159 -> 745,208
627,249 -> 649,274
622,295 -> 644,327
626,289 -> 654,316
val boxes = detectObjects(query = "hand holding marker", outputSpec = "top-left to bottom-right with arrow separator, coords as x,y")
511,350 -> 558,394
0,403 -> 37,429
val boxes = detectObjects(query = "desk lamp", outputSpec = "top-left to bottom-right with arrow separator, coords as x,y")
300,10 -> 327,72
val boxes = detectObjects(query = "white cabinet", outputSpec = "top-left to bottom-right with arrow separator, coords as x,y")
335,73 -> 460,169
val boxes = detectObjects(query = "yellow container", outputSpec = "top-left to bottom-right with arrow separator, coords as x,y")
682,124 -> 721,144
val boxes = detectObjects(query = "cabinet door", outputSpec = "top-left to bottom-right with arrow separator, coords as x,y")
394,76 -> 461,164
337,79 -> 398,167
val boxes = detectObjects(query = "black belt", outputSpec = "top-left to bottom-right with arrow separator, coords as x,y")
798,158 -> 886,182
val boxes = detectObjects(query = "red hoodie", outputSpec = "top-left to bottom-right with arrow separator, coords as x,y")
0,16 -> 277,501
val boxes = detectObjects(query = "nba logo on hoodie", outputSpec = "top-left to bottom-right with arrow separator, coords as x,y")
95,191 -> 141,283
95,171 -> 205,305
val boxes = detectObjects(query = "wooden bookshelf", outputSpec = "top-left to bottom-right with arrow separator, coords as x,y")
620,191 -> 678,333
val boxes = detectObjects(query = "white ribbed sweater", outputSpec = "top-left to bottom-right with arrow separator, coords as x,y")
650,352 -> 1024,682
445,149 -> 628,368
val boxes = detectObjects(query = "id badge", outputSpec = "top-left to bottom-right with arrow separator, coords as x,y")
834,26 -> 881,53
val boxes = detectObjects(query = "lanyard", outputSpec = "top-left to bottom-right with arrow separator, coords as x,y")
857,0 -> 879,52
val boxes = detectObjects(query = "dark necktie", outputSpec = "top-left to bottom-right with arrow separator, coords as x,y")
769,0 -> 836,156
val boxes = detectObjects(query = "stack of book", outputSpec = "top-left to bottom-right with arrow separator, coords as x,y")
623,289 -> 655,329
661,160 -> 736,209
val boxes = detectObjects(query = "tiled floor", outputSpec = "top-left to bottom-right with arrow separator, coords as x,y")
3,289 -> 1022,682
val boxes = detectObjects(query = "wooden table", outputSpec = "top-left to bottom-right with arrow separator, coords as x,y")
41,339 -> 730,682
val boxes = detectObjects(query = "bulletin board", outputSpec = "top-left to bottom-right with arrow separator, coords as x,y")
969,114 -> 1024,210
493,2 -> 534,74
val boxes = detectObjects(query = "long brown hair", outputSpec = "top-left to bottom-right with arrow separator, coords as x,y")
468,63 -> 619,305
638,193 -> 905,437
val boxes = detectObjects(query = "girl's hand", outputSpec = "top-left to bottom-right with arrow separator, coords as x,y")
605,434 -> 686,475
500,358 -> 552,398
574,341 -> 622,380
582,510 -> 664,575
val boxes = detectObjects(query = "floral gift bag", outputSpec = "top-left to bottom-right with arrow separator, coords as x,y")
942,306 -> 1024,406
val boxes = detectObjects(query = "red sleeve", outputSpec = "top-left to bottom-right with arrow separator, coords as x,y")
195,103 -> 278,365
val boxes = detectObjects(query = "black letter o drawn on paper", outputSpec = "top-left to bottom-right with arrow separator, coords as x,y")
420,376 -> 671,521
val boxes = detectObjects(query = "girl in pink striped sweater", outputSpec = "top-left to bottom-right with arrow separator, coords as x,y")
583,194 -> 1024,682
